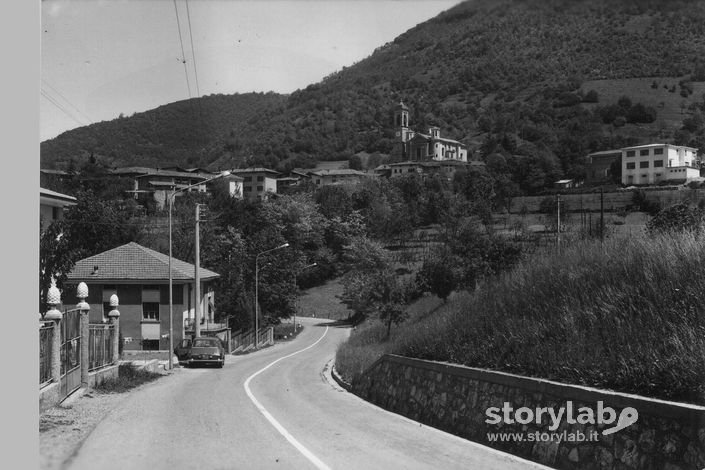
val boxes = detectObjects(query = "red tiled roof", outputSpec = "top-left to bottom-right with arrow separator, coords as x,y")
67,242 -> 219,283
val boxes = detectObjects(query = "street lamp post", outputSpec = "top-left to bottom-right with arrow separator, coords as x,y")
254,242 -> 289,349
168,170 -> 231,370
293,263 -> 317,334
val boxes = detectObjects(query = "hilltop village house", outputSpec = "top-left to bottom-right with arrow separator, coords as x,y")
309,169 -> 370,186
114,167 -> 212,209
586,149 -> 622,185
621,143 -> 700,185
65,242 -> 219,352
231,168 -> 280,201
388,160 -> 484,180
112,167 -> 243,208
394,101 -> 468,162
40,187 -> 76,232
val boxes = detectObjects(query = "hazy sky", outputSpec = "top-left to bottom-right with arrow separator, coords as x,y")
40,0 -> 460,141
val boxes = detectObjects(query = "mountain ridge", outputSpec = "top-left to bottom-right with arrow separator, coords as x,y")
40,0 -> 705,189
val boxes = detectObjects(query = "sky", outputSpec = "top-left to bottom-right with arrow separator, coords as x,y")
40,0 -> 461,141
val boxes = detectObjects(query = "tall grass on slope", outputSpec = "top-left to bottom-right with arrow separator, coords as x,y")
344,232 -> 705,404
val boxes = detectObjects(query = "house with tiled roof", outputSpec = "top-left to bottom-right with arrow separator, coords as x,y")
40,187 -> 76,232
112,167 -> 215,209
65,242 -> 220,352
388,160 -> 474,180
308,169 -> 370,186
230,168 -> 280,200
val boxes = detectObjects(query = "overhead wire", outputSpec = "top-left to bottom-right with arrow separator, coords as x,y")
185,0 -> 201,99
185,0 -> 206,142
172,0 -> 193,100
41,79 -> 94,124
41,89 -> 86,127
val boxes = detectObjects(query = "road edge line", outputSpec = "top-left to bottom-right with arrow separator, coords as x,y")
244,326 -> 332,470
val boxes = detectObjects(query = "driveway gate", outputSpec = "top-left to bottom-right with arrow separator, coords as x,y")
60,307 -> 82,401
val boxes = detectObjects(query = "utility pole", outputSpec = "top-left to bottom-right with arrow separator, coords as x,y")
600,187 -> 605,242
195,203 -> 202,338
556,193 -> 561,249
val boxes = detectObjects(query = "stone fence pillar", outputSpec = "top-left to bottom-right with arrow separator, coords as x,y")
44,281 -> 63,384
108,294 -> 120,364
76,282 -> 90,387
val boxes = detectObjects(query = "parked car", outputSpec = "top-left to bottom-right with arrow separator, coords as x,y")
174,339 -> 192,362
185,337 -> 225,368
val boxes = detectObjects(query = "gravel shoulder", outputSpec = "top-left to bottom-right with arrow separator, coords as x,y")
39,369 -> 171,470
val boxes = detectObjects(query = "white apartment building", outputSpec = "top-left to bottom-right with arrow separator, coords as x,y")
621,144 -> 700,185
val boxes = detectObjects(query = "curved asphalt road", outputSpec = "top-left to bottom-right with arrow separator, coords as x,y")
66,317 -> 548,470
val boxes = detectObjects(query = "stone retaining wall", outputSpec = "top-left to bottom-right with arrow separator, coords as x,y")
352,355 -> 705,470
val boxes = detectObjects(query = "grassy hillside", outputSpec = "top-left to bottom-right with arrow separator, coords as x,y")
40,92 -> 287,170
41,0 -> 705,190
336,231 -> 705,404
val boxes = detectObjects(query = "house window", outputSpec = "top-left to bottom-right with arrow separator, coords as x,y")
626,150 -> 635,157
142,302 -> 160,321
640,149 -> 649,156
257,185 -> 264,191
244,176 -> 252,182
639,161 -> 649,168
257,176 -> 264,182
626,162 -> 636,169
654,160 -> 664,167
654,148 -> 664,155
141,339 -> 159,351
416,148 -> 422,159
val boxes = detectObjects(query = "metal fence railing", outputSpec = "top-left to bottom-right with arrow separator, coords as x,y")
88,324 -> 115,372
39,322 -> 53,387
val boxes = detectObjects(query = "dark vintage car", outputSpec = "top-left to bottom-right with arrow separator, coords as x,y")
184,337 -> 225,368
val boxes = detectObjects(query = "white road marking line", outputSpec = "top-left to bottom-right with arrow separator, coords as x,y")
244,326 -> 331,470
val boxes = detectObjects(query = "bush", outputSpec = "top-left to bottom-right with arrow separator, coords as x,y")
338,234 -> 705,404
583,89 -> 599,103
94,363 -> 162,394
647,203 -> 705,234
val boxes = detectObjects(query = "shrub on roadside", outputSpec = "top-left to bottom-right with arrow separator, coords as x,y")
94,363 -> 162,394
338,233 -> 705,404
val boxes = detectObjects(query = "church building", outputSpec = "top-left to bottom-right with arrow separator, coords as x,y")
394,101 -> 467,162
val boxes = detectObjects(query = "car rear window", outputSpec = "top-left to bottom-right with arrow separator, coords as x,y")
193,339 -> 219,347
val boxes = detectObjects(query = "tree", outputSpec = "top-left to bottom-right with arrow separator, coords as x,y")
348,154 -> 363,170
417,251 -> 457,302
39,220 -> 77,312
647,204 -> 705,235
63,191 -> 144,260
340,235 -> 411,336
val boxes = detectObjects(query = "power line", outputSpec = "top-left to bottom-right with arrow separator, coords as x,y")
41,79 -> 93,124
185,0 -> 201,99
185,0 -> 206,141
172,0 -> 192,99
41,90 -> 86,127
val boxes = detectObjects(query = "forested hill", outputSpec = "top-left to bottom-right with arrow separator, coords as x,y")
41,0 -> 705,183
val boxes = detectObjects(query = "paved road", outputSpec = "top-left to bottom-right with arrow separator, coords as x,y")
67,318 -> 547,470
